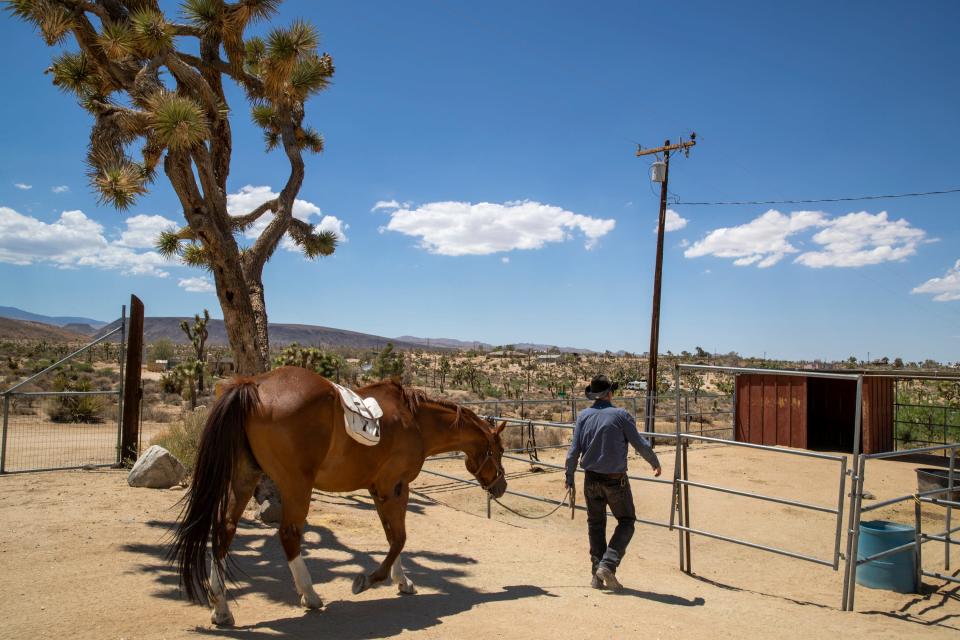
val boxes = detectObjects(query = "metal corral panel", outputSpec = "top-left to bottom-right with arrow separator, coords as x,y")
862,377 -> 894,454
735,375 -> 807,449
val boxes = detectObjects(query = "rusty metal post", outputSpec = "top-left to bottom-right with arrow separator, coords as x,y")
120,295 -> 144,464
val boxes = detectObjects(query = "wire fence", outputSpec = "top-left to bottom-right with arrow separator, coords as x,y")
894,377 -> 960,453
1,392 -> 121,472
1,316 -> 126,474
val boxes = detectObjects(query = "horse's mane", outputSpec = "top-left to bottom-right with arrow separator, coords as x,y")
360,379 -> 479,431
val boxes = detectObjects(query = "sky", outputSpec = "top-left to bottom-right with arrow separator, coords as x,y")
1,0 -> 958,362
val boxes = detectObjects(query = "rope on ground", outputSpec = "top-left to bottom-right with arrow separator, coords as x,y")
491,486 -> 575,520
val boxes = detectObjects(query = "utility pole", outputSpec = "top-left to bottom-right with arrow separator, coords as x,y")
636,133 -> 696,433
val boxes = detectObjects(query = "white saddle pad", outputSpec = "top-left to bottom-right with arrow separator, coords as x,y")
332,382 -> 382,446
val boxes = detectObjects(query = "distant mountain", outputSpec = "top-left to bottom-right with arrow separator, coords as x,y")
395,335 -> 595,354
61,323 -> 99,335
0,317 -> 88,341
94,317 -> 437,351
0,306 -> 107,329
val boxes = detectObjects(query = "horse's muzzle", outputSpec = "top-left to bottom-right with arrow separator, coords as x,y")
488,476 -> 507,499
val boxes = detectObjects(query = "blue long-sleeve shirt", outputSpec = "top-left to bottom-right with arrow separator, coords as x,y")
565,400 -> 660,485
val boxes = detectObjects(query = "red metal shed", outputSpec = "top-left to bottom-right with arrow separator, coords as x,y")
734,374 -> 894,454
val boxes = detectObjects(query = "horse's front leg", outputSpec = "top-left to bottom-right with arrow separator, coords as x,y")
354,480 -> 414,595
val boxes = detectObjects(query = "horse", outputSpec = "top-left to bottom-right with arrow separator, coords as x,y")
169,366 -> 508,626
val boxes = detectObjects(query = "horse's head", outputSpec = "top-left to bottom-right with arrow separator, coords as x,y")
464,417 -> 507,499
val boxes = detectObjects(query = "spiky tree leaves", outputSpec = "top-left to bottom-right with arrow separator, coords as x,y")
8,0 -> 337,375
147,91 -> 210,150
130,8 -> 173,57
97,21 -> 136,59
47,51 -> 101,96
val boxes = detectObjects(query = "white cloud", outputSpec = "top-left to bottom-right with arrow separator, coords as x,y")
51,185 -> 69,194
227,185 -> 348,251
912,260 -> 960,302
501,257 -> 510,264
0,206 -> 172,277
794,211 -> 927,268
371,200 -> 401,212
658,209 -> 688,233
117,214 -> 178,249
178,276 -> 216,293
380,199 -> 616,255
684,209 -> 826,268
684,209 -> 927,269
14,183 -> 31,190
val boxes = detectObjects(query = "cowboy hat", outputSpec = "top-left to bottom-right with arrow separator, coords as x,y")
585,374 -> 618,399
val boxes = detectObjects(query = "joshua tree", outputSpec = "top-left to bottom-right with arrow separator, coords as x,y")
179,308 -> 210,391
8,0 -> 337,374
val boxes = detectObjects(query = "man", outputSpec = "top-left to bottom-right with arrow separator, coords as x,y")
565,374 -> 662,591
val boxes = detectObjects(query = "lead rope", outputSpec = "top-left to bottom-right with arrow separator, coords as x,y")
491,486 -> 575,520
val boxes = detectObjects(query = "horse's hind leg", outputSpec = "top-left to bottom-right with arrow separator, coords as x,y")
354,480 -> 414,595
277,479 -> 323,610
209,458 -> 260,626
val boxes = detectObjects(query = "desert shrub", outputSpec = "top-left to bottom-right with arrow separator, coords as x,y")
141,403 -> 174,424
151,407 -> 208,471
160,370 -> 184,394
47,373 -> 103,423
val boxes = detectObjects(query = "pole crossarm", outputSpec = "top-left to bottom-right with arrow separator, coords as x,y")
636,139 -> 697,157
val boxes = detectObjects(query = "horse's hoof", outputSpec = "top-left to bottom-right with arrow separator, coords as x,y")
397,581 -> 417,595
300,591 -> 323,610
211,609 -> 235,627
352,574 -> 370,595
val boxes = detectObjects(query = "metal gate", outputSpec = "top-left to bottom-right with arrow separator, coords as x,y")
0,309 -> 127,473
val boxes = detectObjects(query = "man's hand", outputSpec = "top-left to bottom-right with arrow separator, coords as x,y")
652,465 -> 662,477
565,478 -> 575,490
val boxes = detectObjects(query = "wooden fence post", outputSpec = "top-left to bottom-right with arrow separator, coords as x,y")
121,295 -> 144,464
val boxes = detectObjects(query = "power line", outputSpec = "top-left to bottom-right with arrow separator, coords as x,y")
672,188 -> 960,207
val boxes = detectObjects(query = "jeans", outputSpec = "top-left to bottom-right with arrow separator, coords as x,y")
584,471 -> 636,574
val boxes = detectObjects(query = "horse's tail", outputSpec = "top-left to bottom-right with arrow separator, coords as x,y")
169,378 -> 260,603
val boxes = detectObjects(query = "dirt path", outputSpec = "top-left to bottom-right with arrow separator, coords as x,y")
0,447 -> 957,639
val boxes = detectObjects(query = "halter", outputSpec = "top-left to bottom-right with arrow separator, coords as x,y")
473,446 -> 505,492
469,417 -> 504,492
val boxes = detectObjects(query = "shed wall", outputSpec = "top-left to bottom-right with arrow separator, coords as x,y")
862,377 -> 894,454
735,375 -> 807,449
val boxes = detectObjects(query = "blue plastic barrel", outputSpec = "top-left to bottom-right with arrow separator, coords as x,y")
856,520 -> 917,593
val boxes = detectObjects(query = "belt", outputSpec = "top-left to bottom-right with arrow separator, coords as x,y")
585,470 -> 626,480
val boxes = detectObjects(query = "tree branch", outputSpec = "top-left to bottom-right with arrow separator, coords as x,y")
231,199 -> 278,231
178,53 -> 265,98
164,52 -> 222,116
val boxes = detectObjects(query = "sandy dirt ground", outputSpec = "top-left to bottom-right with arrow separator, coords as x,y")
1,443 -> 958,639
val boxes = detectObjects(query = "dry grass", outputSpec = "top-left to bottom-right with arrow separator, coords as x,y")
150,406 -> 207,471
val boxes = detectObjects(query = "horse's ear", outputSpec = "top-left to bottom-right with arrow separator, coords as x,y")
495,421 -> 507,434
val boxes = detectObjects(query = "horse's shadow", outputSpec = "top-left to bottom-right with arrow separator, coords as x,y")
202,585 -> 553,639
125,511 -> 551,638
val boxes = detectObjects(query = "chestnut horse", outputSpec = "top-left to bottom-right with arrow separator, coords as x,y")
170,366 -> 507,626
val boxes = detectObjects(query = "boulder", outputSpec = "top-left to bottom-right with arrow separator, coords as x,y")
254,476 -> 283,525
128,445 -> 187,489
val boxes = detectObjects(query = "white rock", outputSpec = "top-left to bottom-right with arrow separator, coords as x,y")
128,445 -> 187,489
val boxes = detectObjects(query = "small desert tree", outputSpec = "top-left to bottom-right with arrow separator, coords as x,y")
8,0 -> 337,374
179,308 -> 210,392
371,343 -> 404,381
